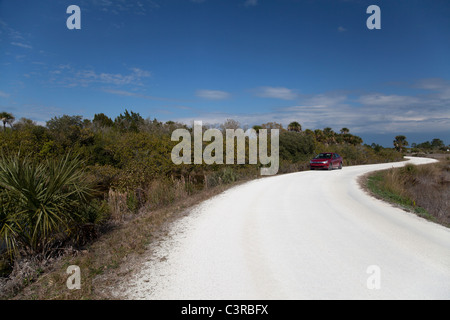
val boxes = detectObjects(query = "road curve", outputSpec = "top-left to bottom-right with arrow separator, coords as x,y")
122,157 -> 450,300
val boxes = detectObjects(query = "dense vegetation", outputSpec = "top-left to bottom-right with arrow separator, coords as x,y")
1,110 -> 405,294
411,138 -> 448,153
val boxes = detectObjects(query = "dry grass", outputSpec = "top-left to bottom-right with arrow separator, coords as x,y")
365,157 -> 450,227
108,190 -> 129,222
406,161 -> 450,224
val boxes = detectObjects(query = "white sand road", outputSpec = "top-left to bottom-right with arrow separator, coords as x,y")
120,157 -> 450,300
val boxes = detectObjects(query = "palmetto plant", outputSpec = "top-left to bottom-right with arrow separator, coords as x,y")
393,135 -> 409,153
0,112 -> 15,130
287,121 -> 302,133
0,153 -> 93,257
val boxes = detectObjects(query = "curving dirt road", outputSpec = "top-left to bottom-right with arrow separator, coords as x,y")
121,157 -> 450,300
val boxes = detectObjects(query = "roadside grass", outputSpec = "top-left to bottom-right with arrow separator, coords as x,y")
365,157 -> 450,228
366,171 -> 435,221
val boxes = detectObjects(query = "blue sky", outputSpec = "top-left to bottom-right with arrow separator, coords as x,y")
1,0 -> 449,146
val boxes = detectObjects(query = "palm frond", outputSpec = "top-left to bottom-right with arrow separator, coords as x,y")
0,153 -> 94,256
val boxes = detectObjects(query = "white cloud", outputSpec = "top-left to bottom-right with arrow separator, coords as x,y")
0,91 -> 10,98
0,20 -> 26,42
50,66 -> 151,87
102,88 -> 182,102
10,104 -> 63,124
415,78 -> 448,90
415,78 -> 450,100
338,26 -> 347,32
196,89 -> 231,100
87,0 -> 159,15
358,94 -> 419,106
174,80 -> 450,136
255,87 -> 298,100
244,0 -> 258,7
11,42 -> 32,49
172,92 -> 353,131
304,93 -> 347,107
352,85 -> 450,133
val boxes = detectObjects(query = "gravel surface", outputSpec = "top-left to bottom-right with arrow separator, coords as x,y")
119,157 -> 450,300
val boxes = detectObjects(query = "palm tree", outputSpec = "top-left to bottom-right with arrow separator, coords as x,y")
323,127 -> 336,144
340,127 -> 350,134
349,135 -> 363,146
0,112 -> 15,130
323,127 -> 334,136
287,121 -> 302,132
393,135 -> 408,152
314,129 -> 325,142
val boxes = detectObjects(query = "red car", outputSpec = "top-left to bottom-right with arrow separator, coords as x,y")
310,152 -> 343,170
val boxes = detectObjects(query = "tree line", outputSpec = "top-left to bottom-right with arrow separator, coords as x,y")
1,109 -> 405,276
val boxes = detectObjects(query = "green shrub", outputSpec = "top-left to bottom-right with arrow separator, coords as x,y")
220,167 -> 238,184
0,153 -> 95,257
279,131 -> 315,162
